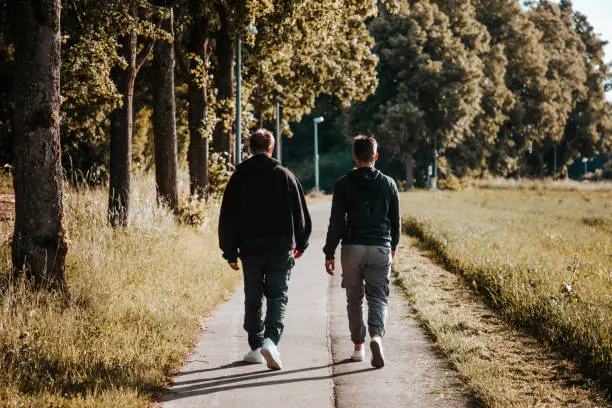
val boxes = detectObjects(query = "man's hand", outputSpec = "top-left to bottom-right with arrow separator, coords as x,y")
392,251 -> 396,259
228,261 -> 240,271
294,249 -> 304,259
325,259 -> 335,276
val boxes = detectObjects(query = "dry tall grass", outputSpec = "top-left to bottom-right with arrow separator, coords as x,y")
0,175 -> 239,407
400,189 -> 611,390
395,239 -> 609,407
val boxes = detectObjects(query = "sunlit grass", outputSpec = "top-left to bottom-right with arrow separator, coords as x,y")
400,189 -> 612,388
394,239 -> 608,407
0,174 -> 239,406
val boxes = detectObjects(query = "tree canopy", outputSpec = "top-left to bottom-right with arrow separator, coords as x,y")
0,0 -> 610,194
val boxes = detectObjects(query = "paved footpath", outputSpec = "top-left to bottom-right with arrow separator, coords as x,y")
162,202 -> 476,407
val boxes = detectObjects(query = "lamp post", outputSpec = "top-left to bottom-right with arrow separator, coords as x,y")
582,157 -> 588,177
235,25 -> 257,165
313,116 -> 324,192
275,95 -> 284,163
429,136 -> 438,190
553,143 -> 558,179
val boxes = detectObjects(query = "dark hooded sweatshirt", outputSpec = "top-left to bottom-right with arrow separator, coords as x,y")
219,154 -> 312,263
323,167 -> 400,260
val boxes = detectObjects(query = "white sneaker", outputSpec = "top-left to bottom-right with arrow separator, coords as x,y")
243,348 -> 264,364
370,336 -> 385,368
261,338 -> 283,370
351,346 -> 365,362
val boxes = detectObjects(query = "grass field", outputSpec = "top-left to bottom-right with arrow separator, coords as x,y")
0,175 -> 239,407
400,189 -> 611,389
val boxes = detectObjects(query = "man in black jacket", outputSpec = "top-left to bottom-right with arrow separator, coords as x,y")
219,129 -> 312,370
323,135 -> 400,369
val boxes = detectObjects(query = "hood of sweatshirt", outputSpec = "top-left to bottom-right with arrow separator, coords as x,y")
236,154 -> 280,174
349,166 -> 384,190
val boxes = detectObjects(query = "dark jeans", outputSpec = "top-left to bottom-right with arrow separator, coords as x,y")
241,250 -> 294,350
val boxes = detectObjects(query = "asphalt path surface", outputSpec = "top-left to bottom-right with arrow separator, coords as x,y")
162,202 -> 475,407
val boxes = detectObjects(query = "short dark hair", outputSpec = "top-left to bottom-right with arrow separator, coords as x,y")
250,129 -> 275,154
353,135 -> 378,162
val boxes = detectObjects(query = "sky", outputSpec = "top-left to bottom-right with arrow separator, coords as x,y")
565,0 -> 612,99
568,0 -> 612,63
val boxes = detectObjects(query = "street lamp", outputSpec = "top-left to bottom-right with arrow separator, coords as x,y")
313,116 -> 324,191
430,136 -> 438,190
235,25 -> 258,165
582,157 -> 588,177
553,143 -> 558,180
275,95 -> 284,163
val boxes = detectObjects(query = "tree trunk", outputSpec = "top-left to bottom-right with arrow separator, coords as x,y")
211,7 -> 235,160
404,153 -> 414,190
152,9 -> 179,211
9,0 -> 68,291
537,152 -> 545,179
108,32 -> 137,227
186,18 -> 210,198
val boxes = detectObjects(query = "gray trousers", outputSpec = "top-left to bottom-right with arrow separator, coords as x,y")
341,245 -> 392,344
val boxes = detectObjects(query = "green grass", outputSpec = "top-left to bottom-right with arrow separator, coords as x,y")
0,175 -> 239,406
400,189 -> 612,390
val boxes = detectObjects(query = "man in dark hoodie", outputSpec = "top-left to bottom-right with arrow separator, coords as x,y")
323,135 -> 400,368
219,129 -> 312,371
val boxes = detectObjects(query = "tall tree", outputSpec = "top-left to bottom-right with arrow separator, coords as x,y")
528,0 -> 587,177
473,0 -> 550,177
561,4 -> 612,171
8,0 -> 69,290
433,0 -> 515,179
108,2 -> 157,227
181,6 -> 213,198
245,1 -> 380,130
152,7 -> 179,211
448,43 -> 515,177
210,4 -> 236,160
354,1 -> 483,188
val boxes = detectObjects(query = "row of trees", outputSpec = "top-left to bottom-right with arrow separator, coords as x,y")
345,0 -> 612,187
2,0 -> 611,289
1,0 -> 397,290
283,0 -> 611,189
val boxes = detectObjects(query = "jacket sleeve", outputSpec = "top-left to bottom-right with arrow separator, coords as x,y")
289,173 -> 312,252
218,172 -> 240,262
323,180 -> 346,260
389,180 -> 401,251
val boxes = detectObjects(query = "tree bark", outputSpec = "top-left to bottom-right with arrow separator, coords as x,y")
404,153 -> 414,190
9,0 -> 68,291
152,9 -> 179,211
186,17 -> 210,198
108,32 -> 138,227
211,7 -> 235,160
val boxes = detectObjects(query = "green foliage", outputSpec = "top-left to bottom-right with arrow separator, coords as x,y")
59,0 -> 167,185
2,0 -> 611,190
208,151 -> 234,196
132,106 -> 155,167
343,0 -> 483,186
331,0 -> 612,186
245,0 -> 380,129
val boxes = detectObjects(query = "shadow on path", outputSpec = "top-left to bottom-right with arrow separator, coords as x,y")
175,361 -> 251,376
164,360 -> 372,402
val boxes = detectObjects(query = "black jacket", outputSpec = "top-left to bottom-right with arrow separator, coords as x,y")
323,167 -> 400,260
219,154 -> 312,263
